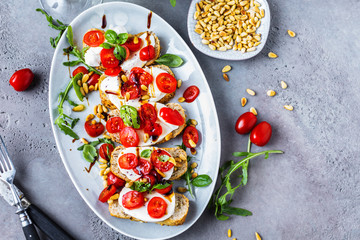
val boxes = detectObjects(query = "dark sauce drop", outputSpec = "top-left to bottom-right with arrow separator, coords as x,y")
101,14 -> 107,29
85,161 -> 96,173
147,11 -> 152,29
151,135 -> 159,142
72,139 -> 76,143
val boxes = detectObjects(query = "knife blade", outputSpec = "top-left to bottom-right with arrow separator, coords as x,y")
0,179 -> 74,240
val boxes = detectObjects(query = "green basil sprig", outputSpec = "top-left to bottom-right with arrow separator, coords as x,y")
120,105 -> 140,128
105,30 -> 128,45
155,54 -> 183,68
114,45 -> 127,61
191,174 -> 212,187
141,149 -> 152,158
82,145 -> 98,163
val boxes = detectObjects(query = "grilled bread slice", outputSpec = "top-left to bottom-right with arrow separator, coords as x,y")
109,193 -> 189,226
110,146 -> 188,182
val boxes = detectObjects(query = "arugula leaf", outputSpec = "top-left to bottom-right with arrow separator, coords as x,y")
54,117 -> 79,139
191,174 -> 212,187
114,45 -> 127,60
72,72 -> 84,101
82,145 -> 98,162
140,149 -> 152,158
181,165 -> 194,197
77,138 -> 114,151
63,60 -> 82,67
155,54 -> 183,68
120,105 -> 140,128
158,155 -> 170,162
105,30 -> 118,44
66,25 -> 74,46
170,0 -> 176,7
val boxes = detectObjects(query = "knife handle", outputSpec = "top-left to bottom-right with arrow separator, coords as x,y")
27,204 -> 74,240
18,210 -> 40,240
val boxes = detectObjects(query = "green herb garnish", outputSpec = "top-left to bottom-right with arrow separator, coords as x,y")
155,54 -> 183,68
114,45 -> 127,61
170,0 -> 176,7
158,155 -> 170,162
191,174 -> 212,187
82,145 -> 98,163
140,149 -> 152,158
131,181 -> 172,193
120,105 -> 140,128
72,73 -> 84,101
77,138 -> 115,151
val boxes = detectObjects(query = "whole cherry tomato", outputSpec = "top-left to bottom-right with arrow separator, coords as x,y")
235,112 -> 257,135
182,126 -> 199,148
183,86 -> 200,103
155,73 -> 177,93
84,120 -> 105,138
9,68 -> 34,91
99,143 -> 114,161
250,121 -> 272,147
139,45 -> 156,61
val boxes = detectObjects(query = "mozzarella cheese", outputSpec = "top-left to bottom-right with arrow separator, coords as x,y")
144,66 -> 167,102
117,147 -> 174,181
108,24 -> 127,34
84,47 -> 102,67
119,187 -> 175,222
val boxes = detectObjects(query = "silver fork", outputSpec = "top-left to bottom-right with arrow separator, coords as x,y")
0,136 -> 40,240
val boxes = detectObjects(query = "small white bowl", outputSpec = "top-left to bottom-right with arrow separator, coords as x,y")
187,0 -> 271,60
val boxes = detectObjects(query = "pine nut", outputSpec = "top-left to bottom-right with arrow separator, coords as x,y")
103,133 -> 111,139
190,119 -> 198,126
223,73 -> 230,81
222,65 -> 232,73
103,181 -> 108,188
93,105 -> 98,115
284,105 -> 294,111
133,36 -> 139,44
99,158 -> 108,164
73,104 -> 85,112
104,167 -> 110,175
177,79 -> 182,88
107,199 -> 113,204
287,30 -> 296,37
177,187 -> 188,193
143,133 -> 149,143
156,168 -> 166,178
267,90 -> 276,97
82,74 -> 89,83
188,139 -> 197,148
80,87 -> 85,96
102,105 -> 108,113
91,120 -> 96,125
241,97 -> 247,107
80,138 -> 89,144
190,148 -> 197,155
83,83 -> 89,94
125,92 -> 130,100
141,84 -> 148,91
86,114 -> 94,122
178,97 -> 186,103
191,162 -> 198,169
191,172 -> 198,178
228,229 -> 232,238
165,133 -> 172,141
102,175 -> 107,180
250,107 -> 258,115
77,80 -> 82,86
97,105 -> 103,114
281,80 -> 288,89
110,193 -> 120,200
246,88 -> 256,96
99,164 -> 107,169
268,52 -> 278,58
99,169 -> 105,176
89,85 -> 95,92
255,232 -> 262,240
141,95 -> 150,100
121,75 -> 128,82
95,83 -> 99,91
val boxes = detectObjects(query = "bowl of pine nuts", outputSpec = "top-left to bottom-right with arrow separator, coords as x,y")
187,0 -> 270,60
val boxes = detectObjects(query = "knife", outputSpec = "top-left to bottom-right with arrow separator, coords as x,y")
0,180 -> 74,240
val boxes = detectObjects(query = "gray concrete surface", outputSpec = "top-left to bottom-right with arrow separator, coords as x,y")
1,0 -> 360,239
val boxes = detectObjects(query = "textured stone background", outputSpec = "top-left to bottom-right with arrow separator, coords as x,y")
1,0 -> 360,239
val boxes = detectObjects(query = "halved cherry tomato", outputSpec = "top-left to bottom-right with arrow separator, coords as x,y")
84,120 -> 105,138
100,48 -> 119,68
129,67 -> 153,86
155,184 -> 173,195
137,110 -> 146,130
122,191 -> 145,210
150,149 -> 174,172
182,126 -> 199,148
123,37 -> 143,52
106,117 -> 124,133
9,68 -> 34,92
139,45 -> 156,61
159,108 -> 184,126
250,121 -> 272,147
98,184 -> 117,203
133,158 -> 153,175
107,172 -> 125,188
156,73 -> 177,93
118,153 -> 138,169
140,103 -> 157,124
119,127 -> 140,147
147,197 -> 167,218
105,66 -> 122,77
121,81 -> 140,100
144,122 -> 163,137
99,144 -> 114,161
235,112 -> 257,135
72,66 -> 88,77
83,30 -> 105,47
123,45 -> 130,61
183,85 -> 200,103
143,174 -> 157,186
87,73 -> 101,86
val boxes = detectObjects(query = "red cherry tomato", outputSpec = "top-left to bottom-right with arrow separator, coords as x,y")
72,66 -> 88,77
107,172 -> 125,188
119,127 -> 140,147
250,121 -> 272,147
147,197 -> 167,218
140,103 -> 157,124
122,45 -> 130,61
118,153 -> 138,169
156,73 -> 177,93
84,121 -> 105,138
83,30 -> 105,47
99,144 -> 114,161
133,158 -> 153,175
122,191 -> 145,210
106,117 -> 124,134
149,170 -> 162,182
183,86 -> 200,103
98,184 -> 117,203
144,122 -> 163,137
143,174 -> 157,186
121,81 -> 140,100
235,112 -> 257,135
150,149 -> 174,172
9,68 -> 34,92
139,45 -> 156,61
105,66 -> 122,77
182,126 -> 199,149
155,184 -> 173,195
159,108 -> 184,126
123,37 -> 143,52
129,67 -> 153,86
100,48 -> 119,68
87,73 -> 101,86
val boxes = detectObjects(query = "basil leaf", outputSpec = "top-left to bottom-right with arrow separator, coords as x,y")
66,26 -> 74,47
114,45 -> 126,60
131,181 -> 152,192
63,60 -> 82,67
99,42 -> 113,49
155,54 -> 183,68
105,30 -> 118,44
222,206 -> 252,216
158,155 -> 170,162
191,174 -> 212,187
141,149 -> 152,158
216,214 -> 229,221
170,0 -> 176,7
120,105 -> 140,128
152,182 -> 172,190
72,72 -> 84,101
116,33 -> 128,45
82,144 -> 98,163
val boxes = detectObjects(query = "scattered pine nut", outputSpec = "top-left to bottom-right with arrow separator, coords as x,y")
93,106 -> 98,115
83,83 -> 89,94
99,158 -> 108,164
267,90 -> 276,97
102,175 -> 107,180
222,65 -> 232,73
141,84 -> 148,91
190,119 -> 198,126
165,133 -> 172,141
91,120 -> 96,125
241,97 -> 247,107
143,133 -> 149,143
287,30 -> 296,37
281,81 -> 288,89
82,74 -> 89,83
72,104 -> 85,112
268,52 -> 278,58
178,97 -> 186,103
191,169 -> 195,174
133,36 -> 139,44
188,139 -> 197,148
141,95 -> 150,100
125,92 -> 130,100
103,133 -> 111,139
99,169 -> 105,176
177,80 -> 182,88
77,80 -> 82,87
284,105 -> 294,111
107,199 -> 113,204
246,88 -> 256,96
86,114 -> 94,122
89,85 -> 95,92
95,83 -> 99,91
228,229 -> 232,238
102,105 -> 108,113
232,239 -> 237,240
88,71 -> 94,77
97,104 -> 103,114
156,168 -> 166,178
103,181 -> 108,188
177,187 -> 187,193
80,138 -> 89,144
191,172 -> 198,178
99,164 -> 107,169
255,232 -> 262,240
80,87 -> 86,96
250,107 -> 258,116
223,73 -> 230,82
121,75 -> 128,82
191,162 -> 198,169
190,148 -> 197,155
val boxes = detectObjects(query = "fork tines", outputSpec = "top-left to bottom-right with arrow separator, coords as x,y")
0,136 -> 14,174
